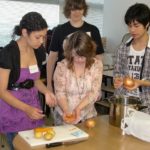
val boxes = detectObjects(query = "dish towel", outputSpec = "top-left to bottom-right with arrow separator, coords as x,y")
121,107 -> 150,142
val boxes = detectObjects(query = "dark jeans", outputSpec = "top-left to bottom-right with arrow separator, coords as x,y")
6,132 -> 17,150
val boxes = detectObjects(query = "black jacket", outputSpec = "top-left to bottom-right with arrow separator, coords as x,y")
0,40 -> 46,89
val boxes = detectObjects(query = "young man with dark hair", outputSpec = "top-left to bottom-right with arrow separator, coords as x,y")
113,3 -> 150,114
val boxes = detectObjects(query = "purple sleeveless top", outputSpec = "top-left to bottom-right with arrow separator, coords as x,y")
0,68 -> 44,133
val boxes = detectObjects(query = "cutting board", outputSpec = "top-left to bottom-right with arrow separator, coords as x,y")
18,124 -> 89,147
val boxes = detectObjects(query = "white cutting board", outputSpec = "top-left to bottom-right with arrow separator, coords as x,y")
18,124 -> 89,147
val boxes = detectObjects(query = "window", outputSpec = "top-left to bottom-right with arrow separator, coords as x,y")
85,0 -> 104,35
0,0 -> 59,46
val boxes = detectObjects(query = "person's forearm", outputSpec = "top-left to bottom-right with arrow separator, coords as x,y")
46,52 -> 58,91
57,97 -> 69,113
34,79 -> 49,95
76,90 -> 100,111
76,96 -> 90,111
46,59 -> 55,90
137,79 -> 150,87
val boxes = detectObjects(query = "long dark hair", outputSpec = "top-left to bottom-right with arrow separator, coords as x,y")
12,12 -> 48,39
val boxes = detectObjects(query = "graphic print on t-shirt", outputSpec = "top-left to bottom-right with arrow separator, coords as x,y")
127,45 -> 145,97
128,45 -> 145,79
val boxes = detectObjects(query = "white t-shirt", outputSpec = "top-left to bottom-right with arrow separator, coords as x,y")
127,45 -> 145,97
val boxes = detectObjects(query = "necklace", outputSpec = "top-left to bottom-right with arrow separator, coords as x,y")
74,66 -> 86,100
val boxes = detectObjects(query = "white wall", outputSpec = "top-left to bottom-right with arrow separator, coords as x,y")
103,0 -> 150,52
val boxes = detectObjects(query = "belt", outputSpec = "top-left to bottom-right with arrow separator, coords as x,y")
10,79 -> 34,91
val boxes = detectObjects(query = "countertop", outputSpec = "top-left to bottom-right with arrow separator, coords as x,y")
13,115 -> 150,150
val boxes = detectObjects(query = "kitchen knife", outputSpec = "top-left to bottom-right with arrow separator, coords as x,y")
46,139 -> 86,148
46,142 -> 62,148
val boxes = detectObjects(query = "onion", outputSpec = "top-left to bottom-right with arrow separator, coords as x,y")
85,119 -> 96,128
123,77 -> 134,88
64,113 -> 76,123
34,127 -> 55,140
47,130 -> 55,136
34,131 -> 42,138
44,132 -> 53,140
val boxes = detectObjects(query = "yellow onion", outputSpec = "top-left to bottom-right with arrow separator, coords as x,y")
34,127 -> 55,140
85,119 -> 96,128
34,131 -> 42,139
123,77 -> 135,88
44,132 -> 54,140
64,113 -> 76,123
